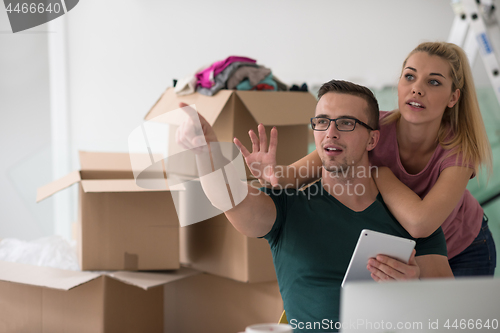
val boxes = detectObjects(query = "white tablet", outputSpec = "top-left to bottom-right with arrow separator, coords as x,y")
341,229 -> 416,287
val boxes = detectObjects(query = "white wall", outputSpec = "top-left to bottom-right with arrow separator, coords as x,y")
0,10 -> 53,240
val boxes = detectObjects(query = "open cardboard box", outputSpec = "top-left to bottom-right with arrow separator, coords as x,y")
145,88 -> 317,179
36,151 -> 180,271
0,261 -> 283,333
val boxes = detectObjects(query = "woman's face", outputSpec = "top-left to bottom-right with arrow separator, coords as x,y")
397,52 -> 460,127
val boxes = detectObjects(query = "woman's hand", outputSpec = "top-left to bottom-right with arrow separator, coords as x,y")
234,124 -> 279,187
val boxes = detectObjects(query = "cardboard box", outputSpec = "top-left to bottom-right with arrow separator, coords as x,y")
163,271 -> 283,333
173,177 -> 276,283
36,151 -> 180,271
142,88 -> 315,282
145,88 -> 317,178
0,261 -> 169,333
180,211 -> 277,283
0,261 -> 283,333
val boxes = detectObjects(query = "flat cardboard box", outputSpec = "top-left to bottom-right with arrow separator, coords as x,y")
0,261 -> 283,333
145,88 -> 317,178
36,151 -> 180,271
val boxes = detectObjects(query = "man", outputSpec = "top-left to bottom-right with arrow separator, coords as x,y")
177,79 -> 452,332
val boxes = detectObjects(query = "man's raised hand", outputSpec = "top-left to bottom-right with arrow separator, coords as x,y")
233,124 -> 279,187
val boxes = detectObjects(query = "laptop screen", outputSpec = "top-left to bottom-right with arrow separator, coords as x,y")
340,277 -> 500,332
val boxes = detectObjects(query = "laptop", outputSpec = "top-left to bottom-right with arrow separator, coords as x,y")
340,277 -> 500,332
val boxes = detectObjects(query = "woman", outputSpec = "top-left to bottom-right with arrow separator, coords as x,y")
238,42 -> 496,276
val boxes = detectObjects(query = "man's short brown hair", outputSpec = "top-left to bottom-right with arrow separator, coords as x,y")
317,79 -> 379,130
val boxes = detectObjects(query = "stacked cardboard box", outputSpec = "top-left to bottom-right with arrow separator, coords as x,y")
146,88 -> 317,283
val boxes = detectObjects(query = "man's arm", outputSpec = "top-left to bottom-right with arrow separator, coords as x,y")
176,103 -> 276,238
224,183 -> 277,238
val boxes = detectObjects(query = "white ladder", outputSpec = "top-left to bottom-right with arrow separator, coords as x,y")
448,0 -> 500,110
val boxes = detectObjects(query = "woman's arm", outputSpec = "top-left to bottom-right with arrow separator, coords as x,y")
282,150 -> 322,187
373,166 -> 474,238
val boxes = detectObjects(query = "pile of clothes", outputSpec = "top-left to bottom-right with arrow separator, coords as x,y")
173,55 -> 307,96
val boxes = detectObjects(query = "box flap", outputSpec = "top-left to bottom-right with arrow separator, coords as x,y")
235,91 -> 317,126
145,87 -> 233,126
107,267 -> 201,290
79,151 -> 134,172
0,260 -> 100,290
36,170 -> 81,203
80,179 -> 180,193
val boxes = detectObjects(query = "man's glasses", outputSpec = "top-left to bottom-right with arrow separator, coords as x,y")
310,116 -> 374,132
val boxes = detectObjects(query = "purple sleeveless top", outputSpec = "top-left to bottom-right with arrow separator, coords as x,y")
370,111 -> 483,259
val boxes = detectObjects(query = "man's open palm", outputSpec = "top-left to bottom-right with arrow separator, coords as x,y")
233,124 -> 279,187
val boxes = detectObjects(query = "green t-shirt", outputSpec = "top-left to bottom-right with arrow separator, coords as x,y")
262,181 -> 447,333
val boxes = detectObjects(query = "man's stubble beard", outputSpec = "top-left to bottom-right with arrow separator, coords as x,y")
321,156 -> 350,180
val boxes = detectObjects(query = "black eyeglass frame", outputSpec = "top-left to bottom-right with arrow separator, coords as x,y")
310,116 -> 375,132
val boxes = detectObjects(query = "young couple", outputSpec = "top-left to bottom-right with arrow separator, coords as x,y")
177,42 -> 495,332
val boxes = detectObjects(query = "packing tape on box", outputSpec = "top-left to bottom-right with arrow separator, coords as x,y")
128,104 -> 248,227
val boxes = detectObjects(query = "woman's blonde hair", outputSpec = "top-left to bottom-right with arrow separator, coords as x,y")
384,41 -> 492,173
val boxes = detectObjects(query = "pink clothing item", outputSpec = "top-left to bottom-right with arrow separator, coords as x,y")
370,111 -> 483,259
196,56 -> 256,89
